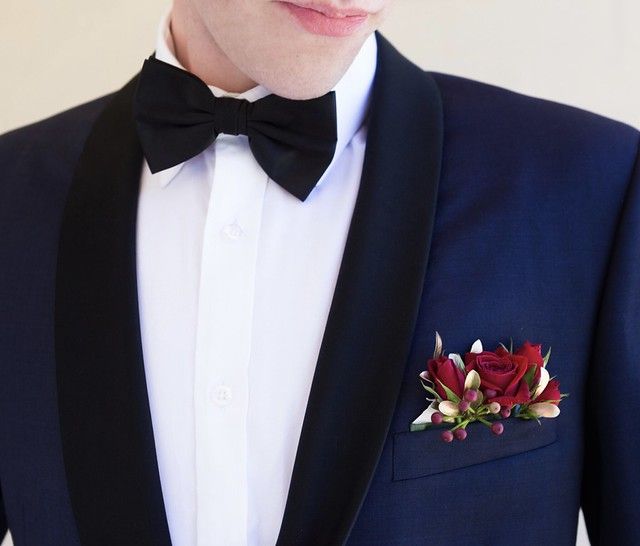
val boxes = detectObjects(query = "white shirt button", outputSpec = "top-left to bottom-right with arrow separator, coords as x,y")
221,221 -> 244,240
210,385 -> 233,406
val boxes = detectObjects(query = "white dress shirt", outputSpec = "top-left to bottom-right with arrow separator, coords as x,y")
136,11 -> 377,546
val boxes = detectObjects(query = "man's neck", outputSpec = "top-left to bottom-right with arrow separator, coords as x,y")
170,0 -> 257,93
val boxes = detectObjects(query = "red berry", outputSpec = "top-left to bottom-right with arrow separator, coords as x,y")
441,430 -> 454,443
431,411 -> 444,425
458,400 -> 470,412
464,389 -> 478,402
454,428 -> 467,441
500,407 -> 511,419
491,422 -> 504,435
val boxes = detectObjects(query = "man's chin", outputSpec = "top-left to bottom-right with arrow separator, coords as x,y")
248,41 -> 367,99
266,77 -> 340,100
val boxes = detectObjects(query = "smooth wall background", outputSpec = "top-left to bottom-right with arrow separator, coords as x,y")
2,1 -> 639,545
1,0 -> 639,133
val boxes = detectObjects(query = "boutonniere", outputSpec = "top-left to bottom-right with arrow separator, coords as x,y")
411,333 -> 568,442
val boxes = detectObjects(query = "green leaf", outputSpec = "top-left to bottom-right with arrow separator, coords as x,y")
437,379 -> 461,403
421,384 -> 442,401
543,346 -> 552,367
523,364 -> 537,389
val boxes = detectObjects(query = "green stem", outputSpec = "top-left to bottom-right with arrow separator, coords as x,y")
450,419 -> 471,431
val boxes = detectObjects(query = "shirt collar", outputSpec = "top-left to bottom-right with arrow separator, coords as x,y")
150,8 -> 377,190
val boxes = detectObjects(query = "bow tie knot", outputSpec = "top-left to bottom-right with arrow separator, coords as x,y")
214,96 -> 250,137
133,56 -> 338,201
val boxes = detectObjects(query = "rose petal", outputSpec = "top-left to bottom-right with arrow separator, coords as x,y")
515,341 -> 544,366
470,339 -> 483,354
502,355 -> 530,396
428,357 -> 466,399
529,402 -> 561,418
464,369 -> 481,391
438,400 -> 460,416
470,353 -> 528,396
535,379 -> 562,404
490,381 -> 531,406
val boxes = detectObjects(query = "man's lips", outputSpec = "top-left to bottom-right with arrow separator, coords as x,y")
278,1 -> 370,37
284,1 -> 370,18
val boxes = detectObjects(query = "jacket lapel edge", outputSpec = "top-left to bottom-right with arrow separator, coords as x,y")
276,32 -> 444,545
55,74 -> 172,546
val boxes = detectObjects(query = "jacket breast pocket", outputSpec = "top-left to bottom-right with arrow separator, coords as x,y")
392,418 -> 558,481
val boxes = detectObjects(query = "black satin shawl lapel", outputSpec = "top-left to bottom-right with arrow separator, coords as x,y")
55,74 -> 172,546
55,32 -> 444,546
275,33 -> 444,546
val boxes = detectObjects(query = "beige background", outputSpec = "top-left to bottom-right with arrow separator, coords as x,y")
3,0 -> 639,544
1,0 -> 639,133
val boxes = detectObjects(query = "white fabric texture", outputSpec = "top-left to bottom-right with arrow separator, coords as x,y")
136,10 -> 377,546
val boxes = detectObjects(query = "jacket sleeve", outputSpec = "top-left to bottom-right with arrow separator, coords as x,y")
581,136 -> 640,545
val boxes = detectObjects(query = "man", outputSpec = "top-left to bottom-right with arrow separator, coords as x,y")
0,0 -> 637,545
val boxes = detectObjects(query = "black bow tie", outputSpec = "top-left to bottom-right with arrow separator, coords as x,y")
132,56 -> 338,201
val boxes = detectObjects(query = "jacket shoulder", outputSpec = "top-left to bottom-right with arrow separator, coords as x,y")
429,71 -> 639,192
0,93 -> 114,186
430,71 -> 638,140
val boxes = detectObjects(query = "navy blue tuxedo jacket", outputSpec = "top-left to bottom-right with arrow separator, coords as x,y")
0,34 -> 639,546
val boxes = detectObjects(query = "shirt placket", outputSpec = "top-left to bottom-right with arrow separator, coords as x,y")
194,135 -> 267,546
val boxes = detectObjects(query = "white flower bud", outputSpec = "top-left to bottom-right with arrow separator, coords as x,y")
532,367 -> 550,400
529,402 -> 560,418
438,400 -> 460,417
464,369 -> 481,391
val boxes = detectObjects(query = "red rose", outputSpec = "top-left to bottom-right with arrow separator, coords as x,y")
507,340 -> 546,385
496,341 -> 546,386
427,356 -> 465,400
533,379 -> 562,404
464,351 -> 530,406
514,341 -> 544,367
